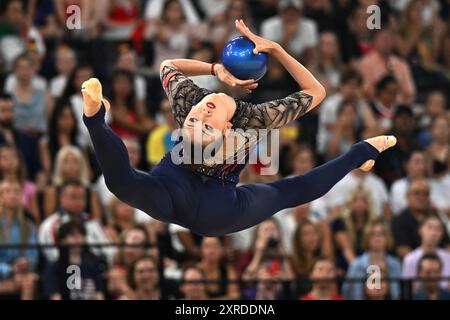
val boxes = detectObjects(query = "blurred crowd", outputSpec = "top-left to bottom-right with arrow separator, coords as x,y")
1,0 -> 450,300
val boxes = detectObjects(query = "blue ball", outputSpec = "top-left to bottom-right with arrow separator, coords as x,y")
221,36 -> 268,81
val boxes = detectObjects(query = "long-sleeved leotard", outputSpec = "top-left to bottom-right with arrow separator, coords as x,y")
83,66 -> 380,236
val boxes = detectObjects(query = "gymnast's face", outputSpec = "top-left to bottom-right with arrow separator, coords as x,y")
183,93 -> 235,147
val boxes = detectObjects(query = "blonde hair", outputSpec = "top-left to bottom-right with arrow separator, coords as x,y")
341,185 -> 377,248
52,145 -> 90,187
0,179 -> 29,245
362,221 -> 394,252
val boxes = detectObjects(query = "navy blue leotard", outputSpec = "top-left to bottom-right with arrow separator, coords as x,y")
83,66 -> 379,236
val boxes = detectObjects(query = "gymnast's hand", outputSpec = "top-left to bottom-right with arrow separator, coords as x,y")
81,78 -> 110,117
214,64 -> 258,93
235,19 -> 279,55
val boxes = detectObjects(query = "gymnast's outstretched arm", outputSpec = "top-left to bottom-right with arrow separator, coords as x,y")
234,19 -> 326,129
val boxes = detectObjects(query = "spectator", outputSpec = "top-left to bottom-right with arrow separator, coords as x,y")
391,178 -> 450,258
197,237 -> 240,300
290,219 -> 333,296
122,255 -> 166,299
0,180 -> 38,281
60,64 -> 96,148
49,45 -> 77,99
180,265 -> 209,300
343,221 -> 401,300
0,92 -> 41,181
0,0 -> 45,70
417,91 -> 447,147
209,0 -> 253,56
325,100 -> 359,159
115,47 -> 147,113
7,53 -> 49,136
299,258 -> 344,300
364,268 -> 391,300
42,221 -> 106,300
105,197 -> 139,244
146,99 -> 177,166
0,145 -> 38,221
145,0 -> 206,73
309,31 -> 341,95
374,105 -> 421,186
247,263 -> 286,300
355,28 -> 416,104
38,180 -> 113,263
99,0 -> 141,41
426,115 -> 449,178
327,168 -> 390,221
331,186 -> 377,270
113,225 -> 151,269
39,100 -> 80,180
109,69 -> 154,138
261,0 -> 318,63
413,253 -> 450,300
42,145 -> 102,222
402,216 -> 450,290
368,75 -> 400,132
241,218 -> 294,284
390,150 -> 427,216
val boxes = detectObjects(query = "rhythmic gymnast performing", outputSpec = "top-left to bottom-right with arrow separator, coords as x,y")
81,20 -> 396,237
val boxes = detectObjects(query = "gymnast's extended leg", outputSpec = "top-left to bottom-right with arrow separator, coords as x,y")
81,79 -> 173,221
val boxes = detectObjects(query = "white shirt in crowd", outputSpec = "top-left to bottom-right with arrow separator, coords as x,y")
4,74 -> 48,93
38,211 -> 115,264
261,16 -> 318,57
326,171 -> 389,218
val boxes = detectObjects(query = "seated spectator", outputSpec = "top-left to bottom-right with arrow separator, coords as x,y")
209,0 -> 253,56
0,93 -> 41,181
38,180 -> 113,264
105,197 -> 139,244
0,0 -> 45,71
197,237 -> 240,300
0,179 -> 38,294
374,105 -> 422,186
368,75 -> 400,133
390,150 -> 427,216
60,64 -> 96,147
186,43 -> 220,92
308,31 -> 341,95
290,219 -> 333,296
417,91 -> 447,148
43,221 -> 105,300
327,169 -> 390,220
261,0 -> 318,63
39,100 -> 81,181
355,28 -> 416,104
325,100 -> 359,159
426,115 -> 449,178
180,265 -> 209,300
146,99 -> 177,166
49,45 -> 77,99
402,216 -> 450,290
331,186 -> 377,270
364,269 -> 391,300
299,258 -> 344,300
413,253 -> 450,300
241,218 -> 294,285
115,46 -> 147,113
392,178 -> 450,258
7,53 -> 49,136
99,0 -> 141,41
109,69 -> 154,138
145,0 -> 201,24
121,255 -> 168,299
0,145 -> 38,221
145,0 -> 206,74
113,225 -> 152,270
53,0 -> 99,37
343,221 -> 401,300
246,263 -> 286,300
43,145 -> 102,222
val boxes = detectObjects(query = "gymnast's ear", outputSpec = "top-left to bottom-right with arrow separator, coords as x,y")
224,122 -> 233,137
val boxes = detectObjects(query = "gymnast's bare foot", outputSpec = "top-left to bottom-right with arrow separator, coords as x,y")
81,78 -> 110,117
360,135 -> 397,172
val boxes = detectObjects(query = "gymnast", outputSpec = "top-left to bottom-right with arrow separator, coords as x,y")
81,20 -> 396,236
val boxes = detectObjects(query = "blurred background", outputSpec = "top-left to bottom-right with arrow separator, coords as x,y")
0,0 -> 450,300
